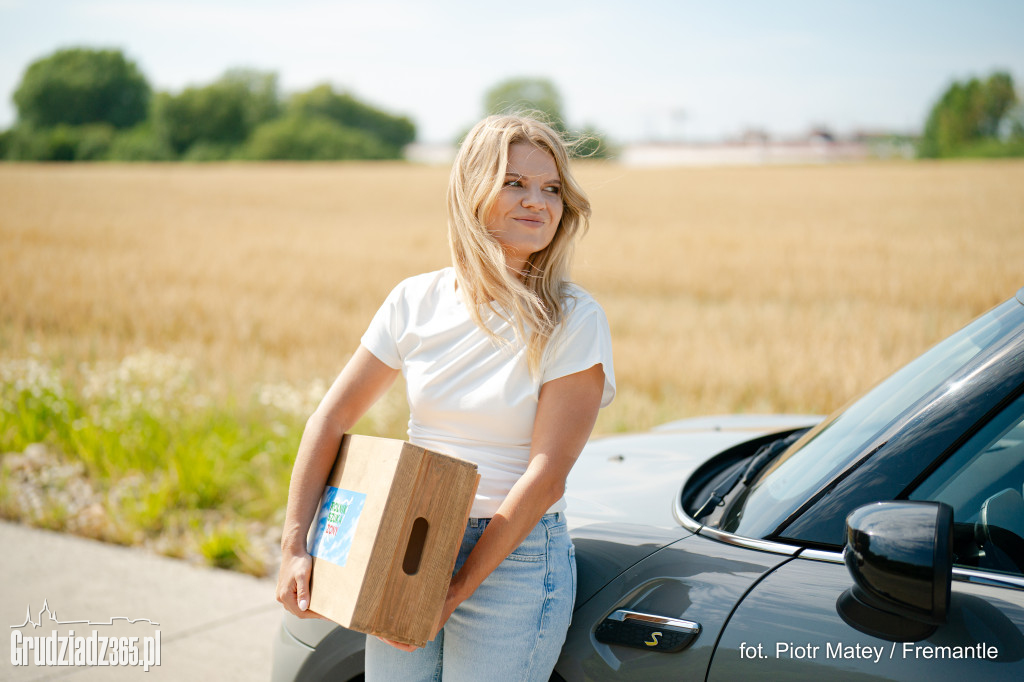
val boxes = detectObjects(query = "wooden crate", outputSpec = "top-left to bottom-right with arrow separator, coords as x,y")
307,434 -> 479,646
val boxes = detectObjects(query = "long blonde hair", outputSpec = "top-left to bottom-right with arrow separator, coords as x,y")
447,114 -> 592,376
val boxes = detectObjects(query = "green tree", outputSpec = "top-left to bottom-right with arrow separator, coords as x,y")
484,77 -> 565,131
3,123 -> 115,161
919,70 -> 1020,158
0,128 -> 12,159
13,47 -> 150,129
241,114 -> 391,160
980,72 -> 1017,137
1003,102 -> 1024,139
72,124 -> 116,160
107,125 -> 174,161
154,69 -> 280,157
477,77 -> 613,159
288,84 -> 415,155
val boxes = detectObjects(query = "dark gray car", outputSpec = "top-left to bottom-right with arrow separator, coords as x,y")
273,288 -> 1024,681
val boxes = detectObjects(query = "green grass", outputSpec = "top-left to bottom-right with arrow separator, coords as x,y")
0,350 -> 309,574
200,525 -> 262,574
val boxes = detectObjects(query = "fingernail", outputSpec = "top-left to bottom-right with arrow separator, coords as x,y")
298,599 -> 308,611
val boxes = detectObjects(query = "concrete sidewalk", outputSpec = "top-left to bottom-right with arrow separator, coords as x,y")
1,520 -> 281,681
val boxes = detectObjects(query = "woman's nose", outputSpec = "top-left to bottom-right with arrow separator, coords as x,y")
522,189 -> 545,209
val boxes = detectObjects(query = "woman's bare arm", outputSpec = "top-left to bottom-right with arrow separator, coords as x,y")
276,345 -> 399,618
436,363 -> 605,633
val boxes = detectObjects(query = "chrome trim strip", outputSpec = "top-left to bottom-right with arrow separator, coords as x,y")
797,548 -> 845,564
676,496 -> 1024,582
674,484 -> 798,555
609,610 -> 700,634
695,525 -> 801,556
953,567 -> 1024,590
673,492 -> 703,533
794,551 -> 1024,588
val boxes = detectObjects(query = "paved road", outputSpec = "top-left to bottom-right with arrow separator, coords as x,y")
1,521 -> 281,681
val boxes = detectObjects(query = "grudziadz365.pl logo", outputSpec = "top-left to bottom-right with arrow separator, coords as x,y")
10,599 -> 161,672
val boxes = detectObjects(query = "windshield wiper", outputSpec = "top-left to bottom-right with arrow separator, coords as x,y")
694,431 -> 804,520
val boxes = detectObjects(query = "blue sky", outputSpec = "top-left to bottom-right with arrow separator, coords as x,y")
1,0 -> 1022,142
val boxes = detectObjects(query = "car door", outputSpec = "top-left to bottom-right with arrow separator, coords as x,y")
710,553 -> 1024,680
553,531 -> 795,681
710,391 -> 1024,681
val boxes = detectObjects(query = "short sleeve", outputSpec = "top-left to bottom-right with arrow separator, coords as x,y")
359,283 -> 404,369
542,294 -> 616,407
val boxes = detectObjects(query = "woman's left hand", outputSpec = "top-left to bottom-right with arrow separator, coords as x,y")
431,579 -> 464,638
374,636 -> 419,652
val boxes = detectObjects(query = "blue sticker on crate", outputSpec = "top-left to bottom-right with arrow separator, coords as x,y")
309,486 -> 366,567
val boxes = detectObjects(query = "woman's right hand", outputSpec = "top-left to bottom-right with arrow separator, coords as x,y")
276,548 -> 323,619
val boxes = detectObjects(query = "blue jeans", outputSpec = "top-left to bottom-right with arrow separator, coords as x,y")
365,512 -> 576,682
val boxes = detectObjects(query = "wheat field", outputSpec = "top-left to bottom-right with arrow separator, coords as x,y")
2,159 -> 1023,436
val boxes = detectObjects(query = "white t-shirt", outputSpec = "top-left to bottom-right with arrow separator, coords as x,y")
360,267 -> 615,517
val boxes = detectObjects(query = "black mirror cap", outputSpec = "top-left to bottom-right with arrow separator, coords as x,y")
838,501 -> 953,638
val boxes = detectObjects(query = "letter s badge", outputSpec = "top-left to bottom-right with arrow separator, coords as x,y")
645,632 -> 662,647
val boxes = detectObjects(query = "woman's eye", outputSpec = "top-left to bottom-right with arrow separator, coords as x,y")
544,185 -> 561,194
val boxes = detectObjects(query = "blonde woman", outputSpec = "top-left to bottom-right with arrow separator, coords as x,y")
276,114 -> 615,681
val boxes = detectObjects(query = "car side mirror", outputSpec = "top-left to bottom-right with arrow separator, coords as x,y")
836,501 -> 953,641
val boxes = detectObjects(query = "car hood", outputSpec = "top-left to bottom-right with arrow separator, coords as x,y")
564,414 -> 822,530
564,414 -> 820,607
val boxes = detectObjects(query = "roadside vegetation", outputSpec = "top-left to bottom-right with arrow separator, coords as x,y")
0,351 -> 302,574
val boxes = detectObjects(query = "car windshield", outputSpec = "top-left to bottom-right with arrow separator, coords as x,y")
713,297 -> 1024,539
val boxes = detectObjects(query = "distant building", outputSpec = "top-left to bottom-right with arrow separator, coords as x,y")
404,128 -> 918,166
404,142 -> 457,165
617,127 -> 918,166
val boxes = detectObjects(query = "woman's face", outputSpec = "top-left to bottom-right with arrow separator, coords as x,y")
484,142 -> 564,273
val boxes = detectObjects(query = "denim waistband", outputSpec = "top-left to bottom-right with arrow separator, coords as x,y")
467,512 -> 563,528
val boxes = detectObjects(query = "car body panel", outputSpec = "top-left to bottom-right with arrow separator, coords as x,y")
570,524 -> 693,609
652,414 -> 827,434
553,533 -> 794,680
711,554 -> 1024,681
280,612 -> 338,648
271,622 -> 315,681
273,613 -> 365,682
566,416 -> 821,529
